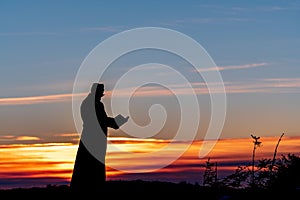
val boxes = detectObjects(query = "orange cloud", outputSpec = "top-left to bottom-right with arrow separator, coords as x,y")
0,135 -> 40,142
15,136 -> 40,141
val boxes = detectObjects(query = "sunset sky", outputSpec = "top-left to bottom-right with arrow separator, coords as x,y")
0,0 -> 300,189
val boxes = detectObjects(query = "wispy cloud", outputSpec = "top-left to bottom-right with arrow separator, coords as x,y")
196,62 -> 269,72
160,17 -> 253,26
257,6 -> 289,12
0,32 -> 59,36
0,93 -> 86,106
53,133 -> 79,143
0,135 -> 40,142
263,78 -> 300,88
220,78 -> 300,94
0,25 -> 126,37
1,77 -> 300,106
54,133 -> 79,137
107,77 -> 300,97
0,135 -> 15,141
0,133 -> 81,145
199,4 -> 296,13
15,136 -> 40,141
81,26 -> 126,33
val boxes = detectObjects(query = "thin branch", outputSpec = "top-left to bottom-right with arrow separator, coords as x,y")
271,133 -> 285,171
250,134 -> 261,187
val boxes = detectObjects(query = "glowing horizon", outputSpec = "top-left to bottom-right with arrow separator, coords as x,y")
0,135 -> 299,189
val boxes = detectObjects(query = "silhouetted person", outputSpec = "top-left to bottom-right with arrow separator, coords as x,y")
70,83 -> 129,193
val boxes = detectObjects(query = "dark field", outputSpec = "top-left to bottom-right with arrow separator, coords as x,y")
0,180 -> 299,199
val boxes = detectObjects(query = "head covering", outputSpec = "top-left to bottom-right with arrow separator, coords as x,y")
91,83 -> 104,94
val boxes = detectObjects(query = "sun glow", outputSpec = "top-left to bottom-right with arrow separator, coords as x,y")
0,135 -> 299,188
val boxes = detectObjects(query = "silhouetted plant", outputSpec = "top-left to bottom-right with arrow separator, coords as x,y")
201,133 -> 299,190
270,133 -> 284,171
268,153 -> 300,190
221,165 -> 250,188
253,158 -> 273,188
202,157 -> 218,187
253,133 -> 285,188
250,134 -> 262,187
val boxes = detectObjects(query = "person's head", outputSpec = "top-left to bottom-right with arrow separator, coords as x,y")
91,83 -> 104,99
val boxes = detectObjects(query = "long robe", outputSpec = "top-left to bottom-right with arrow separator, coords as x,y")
70,92 -> 119,193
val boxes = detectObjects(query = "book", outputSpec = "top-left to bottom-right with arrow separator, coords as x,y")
114,114 -> 129,127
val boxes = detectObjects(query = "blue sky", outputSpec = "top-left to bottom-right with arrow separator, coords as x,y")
0,0 -> 300,141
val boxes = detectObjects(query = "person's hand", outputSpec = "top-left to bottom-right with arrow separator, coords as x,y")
124,116 -> 129,123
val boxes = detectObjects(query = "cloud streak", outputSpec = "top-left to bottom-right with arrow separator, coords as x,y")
108,77 -> 300,97
196,62 -> 269,72
81,26 -> 127,33
15,136 -> 40,141
0,32 -> 59,36
160,17 -> 253,26
0,93 -> 86,106
1,77 -> 300,106
0,135 -> 41,142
